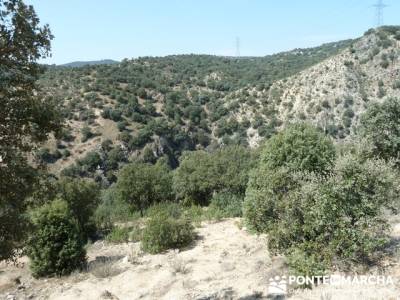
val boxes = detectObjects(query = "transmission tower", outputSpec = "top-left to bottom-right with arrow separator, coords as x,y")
235,37 -> 240,57
373,0 -> 388,27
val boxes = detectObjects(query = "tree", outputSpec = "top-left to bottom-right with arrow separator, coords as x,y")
244,124 -> 335,233
26,200 -> 86,277
358,97 -> 400,163
0,0 -> 59,261
115,162 -> 173,216
56,178 -> 100,240
244,122 -> 400,275
173,146 -> 257,205
260,123 -> 336,173
283,154 -> 399,275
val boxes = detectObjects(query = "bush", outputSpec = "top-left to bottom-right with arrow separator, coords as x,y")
81,125 -> 94,142
106,227 -> 130,243
208,192 -> 243,218
94,187 -> 138,232
260,123 -> 335,173
244,123 -> 335,235
244,166 -> 297,233
78,151 -> 102,172
281,154 -> 400,274
173,146 -> 257,205
141,207 -> 195,254
359,98 -> 400,163
245,149 -> 400,276
115,161 -> 173,216
56,178 -> 100,240
26,200 -> 86,277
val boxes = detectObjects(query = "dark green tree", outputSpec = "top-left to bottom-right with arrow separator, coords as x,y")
0,0 -> 59,261
173,146 -> 258,205
115,161 -> 173,216
358,97 -> 400,163
56,178 -> 100,240
244,123 -> 335,233
26,200 -> 86,277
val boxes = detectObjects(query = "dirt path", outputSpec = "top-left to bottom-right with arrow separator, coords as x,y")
2,219 -> 400,300
1,219 -> 271,300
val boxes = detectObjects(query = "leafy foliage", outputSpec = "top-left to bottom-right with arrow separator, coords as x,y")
173,146 -> 257,205
26,200 -> 86,277
141,203 -> 195,254
0,0 -> 59,261
105,226 -> 130,244
115,161 -> 173,215
280,155 -> 400,275
260,123 -> 336,173
56,178 -> 100,240
208,192 -> 244,218
244,123 -> 400,275
359,97 -> 400,163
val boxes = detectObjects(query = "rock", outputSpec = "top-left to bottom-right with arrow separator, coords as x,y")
13,277 -> 21,285
6,294 -> 16,300
100,290 -> 119,300
195,287 -> 235,300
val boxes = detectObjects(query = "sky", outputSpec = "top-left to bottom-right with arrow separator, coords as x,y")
26,0 -> 400,65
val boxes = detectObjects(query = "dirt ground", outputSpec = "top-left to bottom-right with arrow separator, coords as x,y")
1,219 -> 400,300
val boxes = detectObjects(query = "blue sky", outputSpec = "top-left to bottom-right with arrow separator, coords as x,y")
27,0 -> 399,64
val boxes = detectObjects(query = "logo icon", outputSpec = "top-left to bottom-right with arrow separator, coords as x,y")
267,275 -> 287,297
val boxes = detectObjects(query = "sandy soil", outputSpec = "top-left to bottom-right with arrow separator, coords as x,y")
1,219 -> 400,300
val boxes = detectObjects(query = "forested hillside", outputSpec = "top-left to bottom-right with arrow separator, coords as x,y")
37,39 -> 353,180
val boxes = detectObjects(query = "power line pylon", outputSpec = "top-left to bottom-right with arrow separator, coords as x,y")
235,37 -> 240,57
373,0 -> 388,27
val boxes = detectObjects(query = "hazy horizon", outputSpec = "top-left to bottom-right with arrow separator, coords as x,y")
26,0 -> 399,65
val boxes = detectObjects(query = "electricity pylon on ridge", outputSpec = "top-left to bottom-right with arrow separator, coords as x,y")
235,37 -> 240,57
373,0 -> 388,27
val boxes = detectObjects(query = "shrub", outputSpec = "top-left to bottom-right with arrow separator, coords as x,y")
208,192 -> 243,218
359,97 -> 400,163
141,208 -> 195,254
77,151 -> 102,172
173,146 -> 256,205
244,166 -> 297,233
246,149 -> 400,276
393,80 -> 400,89
56,178 -> 100,240
81,125 -> 94,142
115,161 -> 173,216
281,154 -> 400,274
105,227 -> 130,243
94,187 -> 138,232
26,200 -> 86,277
260,123 -> 335,173
244,123 -> 335,233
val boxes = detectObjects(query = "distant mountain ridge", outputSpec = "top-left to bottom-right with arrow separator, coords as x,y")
59,59 -> 119,67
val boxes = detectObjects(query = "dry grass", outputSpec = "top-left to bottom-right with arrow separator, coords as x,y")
169,258 -> 190,275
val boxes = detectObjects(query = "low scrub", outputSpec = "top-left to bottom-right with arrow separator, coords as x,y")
105,227 -> 130,243
208,192 -> 243,218
141,203 -> 195,254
